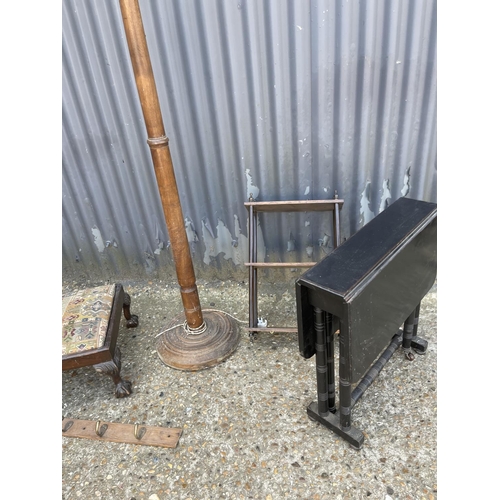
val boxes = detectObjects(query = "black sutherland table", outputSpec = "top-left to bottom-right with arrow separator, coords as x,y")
295,197 -> 437,448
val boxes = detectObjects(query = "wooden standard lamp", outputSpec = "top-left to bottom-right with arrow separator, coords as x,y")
118,0 -> 240,370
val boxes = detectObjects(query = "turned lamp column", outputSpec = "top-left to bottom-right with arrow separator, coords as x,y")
119,0 -> 203,330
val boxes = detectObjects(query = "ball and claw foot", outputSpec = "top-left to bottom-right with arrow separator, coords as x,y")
123,293 -> 139,328
126,314 -> 139,328
115,379 -> 133,398
94,347 -> 133,398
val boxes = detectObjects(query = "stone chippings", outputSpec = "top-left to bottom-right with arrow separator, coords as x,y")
62,278 -> 437,500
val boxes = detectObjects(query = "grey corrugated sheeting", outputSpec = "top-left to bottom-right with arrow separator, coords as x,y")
62,0 -> 437,282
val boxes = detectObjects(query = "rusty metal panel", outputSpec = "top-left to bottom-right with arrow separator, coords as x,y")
62,0 -> 437,282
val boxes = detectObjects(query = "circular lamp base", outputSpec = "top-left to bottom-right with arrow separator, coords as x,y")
156,310 -> 240,371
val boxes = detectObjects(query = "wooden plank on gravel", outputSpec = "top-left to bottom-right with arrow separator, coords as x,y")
62,418 -> 182,448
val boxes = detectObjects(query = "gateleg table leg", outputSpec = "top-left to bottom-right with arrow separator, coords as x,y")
307,312 -> 364,449
326,312 -> 336,413
410,301 -> 428,355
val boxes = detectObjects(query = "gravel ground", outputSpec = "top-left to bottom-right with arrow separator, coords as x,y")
62,277 -> 437,500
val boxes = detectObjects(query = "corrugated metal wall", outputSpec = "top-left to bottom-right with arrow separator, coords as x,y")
62,0 -> 437,283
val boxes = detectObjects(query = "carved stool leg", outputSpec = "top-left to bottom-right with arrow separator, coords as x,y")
122,292 -> 139,328
94,347 -> 133,398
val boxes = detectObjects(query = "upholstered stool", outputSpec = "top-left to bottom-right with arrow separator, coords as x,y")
62,283 -> 139,398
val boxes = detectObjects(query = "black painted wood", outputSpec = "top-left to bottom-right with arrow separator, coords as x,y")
296,197 -> 437,382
